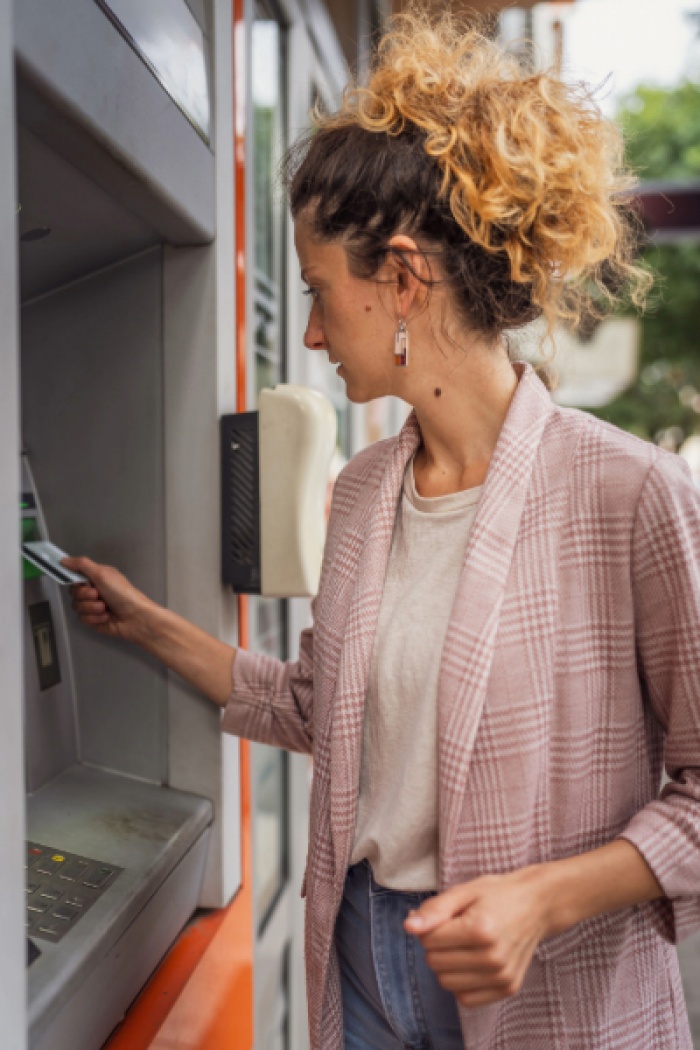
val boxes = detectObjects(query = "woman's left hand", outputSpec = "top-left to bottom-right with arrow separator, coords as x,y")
403,867 -> 551,1008
404,840 -> 665,1009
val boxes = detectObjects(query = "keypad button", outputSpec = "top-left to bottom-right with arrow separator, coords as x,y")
37,919 -> 64,936
52,903 -> 81,922
27,898 -> 50,914
63,891 -> 94,908
39,889 -> 61,902
26,881 -> 39,895
26,846 -> 43,869
35,858 -> 61,875
58,860 -> 91,882
83,867 -> 115,889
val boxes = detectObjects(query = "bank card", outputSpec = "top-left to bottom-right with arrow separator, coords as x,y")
22,541 -> 89,586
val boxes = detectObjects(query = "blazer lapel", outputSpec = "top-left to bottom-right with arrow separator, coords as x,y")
328,411 -> 421,884
437,362 -> 555,886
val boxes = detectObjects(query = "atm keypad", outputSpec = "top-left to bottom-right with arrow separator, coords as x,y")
25,841 -> 122,945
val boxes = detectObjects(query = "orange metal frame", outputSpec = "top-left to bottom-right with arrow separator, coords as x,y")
103,0 -> 254,1046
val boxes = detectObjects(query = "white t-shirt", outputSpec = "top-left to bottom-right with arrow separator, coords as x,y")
349,455 -> 482,890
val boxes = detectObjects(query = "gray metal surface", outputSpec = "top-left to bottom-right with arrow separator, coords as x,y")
96,0 -> 210,142
27,764 -> 212,1043
21,248 -> 169,784
0,0 -> 28,1043
14,0 -> 214,243
17,125 -> 159,303
162,240 -> 243,907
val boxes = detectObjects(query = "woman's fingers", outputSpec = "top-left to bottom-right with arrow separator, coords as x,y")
62,555 -> 99,579
73,600 -> 106,615
70,584 -> 99,601
455,987 -> 516,1008
71,591 -> 110,628
435,964 -> 517,992
76,604 -> 109,619
424,947 -> 502,975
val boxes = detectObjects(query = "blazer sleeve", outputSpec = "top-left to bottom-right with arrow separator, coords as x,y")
220,603 -> 315,755
619,453 -> 700,943
218,437 -> 390,757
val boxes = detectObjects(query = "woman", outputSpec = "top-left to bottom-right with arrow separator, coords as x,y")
66,12 -> 700,1049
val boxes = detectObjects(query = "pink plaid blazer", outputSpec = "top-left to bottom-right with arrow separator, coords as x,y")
223,362 -> 700,1049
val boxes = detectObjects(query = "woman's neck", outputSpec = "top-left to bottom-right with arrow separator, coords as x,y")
408,349 -> 519,497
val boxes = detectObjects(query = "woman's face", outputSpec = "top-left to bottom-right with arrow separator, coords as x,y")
294,219 -> 398,403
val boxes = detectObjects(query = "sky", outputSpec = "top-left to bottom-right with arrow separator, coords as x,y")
535,0 -> 700,115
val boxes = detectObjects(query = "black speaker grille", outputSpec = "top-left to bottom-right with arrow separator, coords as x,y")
220,412 -> 261,593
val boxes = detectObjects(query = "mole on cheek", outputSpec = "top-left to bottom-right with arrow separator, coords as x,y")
365,305 -> 372,312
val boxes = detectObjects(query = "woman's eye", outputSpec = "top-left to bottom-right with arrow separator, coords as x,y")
303,287 -> 321,305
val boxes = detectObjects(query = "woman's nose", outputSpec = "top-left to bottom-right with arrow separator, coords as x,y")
303,309 -> 329,352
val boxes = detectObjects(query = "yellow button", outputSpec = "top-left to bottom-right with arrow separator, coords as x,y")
52,854 -> 65,862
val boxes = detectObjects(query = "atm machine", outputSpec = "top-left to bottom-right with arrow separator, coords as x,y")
21,455 -> 213,1050
11,1 -> 243,1047
6,1 -> 337,1045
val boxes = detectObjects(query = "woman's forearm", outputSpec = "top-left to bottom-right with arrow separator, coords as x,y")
538,838 -> 664,938
63,556 -> 238,709
137,602 -> 237,708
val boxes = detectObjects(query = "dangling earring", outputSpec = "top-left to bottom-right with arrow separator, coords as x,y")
394,318 -> 409,367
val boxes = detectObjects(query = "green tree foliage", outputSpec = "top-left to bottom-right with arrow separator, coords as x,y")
621,81 -> 700,180
587,82 -> 700,447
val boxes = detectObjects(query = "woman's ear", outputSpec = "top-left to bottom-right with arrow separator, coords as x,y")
381,234 -> 430,319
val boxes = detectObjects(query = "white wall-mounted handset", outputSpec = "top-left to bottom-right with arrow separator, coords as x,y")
220,385 -> 337,598
259,385 -> 337,597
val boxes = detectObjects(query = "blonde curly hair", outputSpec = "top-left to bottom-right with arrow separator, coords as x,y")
286,7 -> 649,339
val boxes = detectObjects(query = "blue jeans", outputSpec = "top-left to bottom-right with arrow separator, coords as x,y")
334,859 -> 465,1049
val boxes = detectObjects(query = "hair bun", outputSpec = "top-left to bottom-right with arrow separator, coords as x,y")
340,8 -> 649,331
